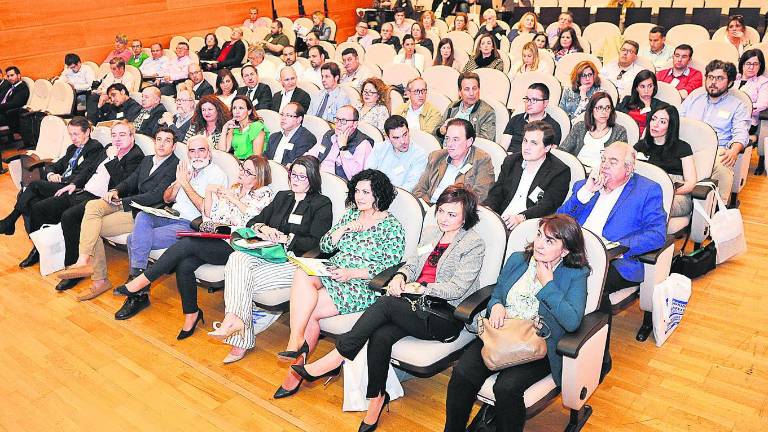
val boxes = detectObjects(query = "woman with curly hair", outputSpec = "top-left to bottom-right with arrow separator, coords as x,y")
356,78 -> 390,134
220,95 -> 270,159
183,94 -> 231,150
463,33 -> 503,72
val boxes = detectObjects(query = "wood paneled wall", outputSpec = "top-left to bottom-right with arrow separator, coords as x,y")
0,0 -> 369,78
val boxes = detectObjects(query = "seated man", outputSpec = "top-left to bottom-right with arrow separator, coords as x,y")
33,121 -> 144,291
271,66 -> 311,113
339,48 -> 373,90
347,21 -> 376,49
91,83 -> 142,124
246,46 -> 275,78
307,62 -> 350,123
0,66 -> 30,132
299,31 -> 322,59
242,7 -> 260,32
132,86 -> 167,137
56,127 -> 179,301
157,42 -> 192,96
414,118 -> 495,203
391,7 -> 411,36
204,27 -> 246,71
475,9 -> 506,49
139,43 -> 167,80
158,89 -> 195,142
656,44 -> 702,100
393,77 -> 442,133
58,54 -> 95,103
236,65 -> 273,110
127,40 -> 148,68
502,83 -> 562,153
0,117 -> 102,251
373,23 -> 402,52
546,12 -> 574,47
680,60 -> 750,204
485,121 -> 570,230
435,72 -> 496,142
263,20 -> 290,56
183,64 -> 215,100
86,58 -> 138,119
300,45 -> 327,88
306,105 -> 373,180
639,26 -> 674,70
365,115 -> 428,192
601,40 -> 643,98
280,45 -> 306,78
264,102 -> 316,165
115,134 -> 228,319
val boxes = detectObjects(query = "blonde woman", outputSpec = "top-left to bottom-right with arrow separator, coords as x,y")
511,41 -> 545,74
507,12 -> 538,43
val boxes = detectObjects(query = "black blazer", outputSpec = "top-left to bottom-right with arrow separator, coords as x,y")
68,144 -> 144,190
236,83 -> 273,110
483,152 -> 570,220
270,87 -> 311,113
218,40 -> 246,70
373,36 -> 402,52
94,98 -> 142,123
263,126 -> 317,164
115,154 -> 180,212
193,80 -> 215,99
0,81 -> 30,113
136,104 -> 167,137
46,139 -> 104,180
246,190 -> 333,255
169,115 -> 192,142
198,46 -> 221,62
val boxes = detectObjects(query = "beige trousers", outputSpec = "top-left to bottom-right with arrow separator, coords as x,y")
79,199 -> 135,280
711,148 -> 734,204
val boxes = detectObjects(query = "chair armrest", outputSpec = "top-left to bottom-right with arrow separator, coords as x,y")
26,159 -> 54,170
606,245 -> 628,261
453,284 -> 495,324
368,263 -> 406,291
556,311 -> 610,359
691,179 -> 716,200
637,236 -> 675,264
2,154 -> 23,163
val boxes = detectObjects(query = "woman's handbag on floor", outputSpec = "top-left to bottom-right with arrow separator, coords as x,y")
29,223 -> 65,276
476,315 -> 550,371
671,242 -> 716,279
693,185 -> 747,264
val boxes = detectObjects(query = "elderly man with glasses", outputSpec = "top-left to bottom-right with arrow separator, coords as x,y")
264,102 -> 316,165
392,77 -> 442,133
502,83 -> 562,153
305,105 -> 373,180
158,89 -> 196,141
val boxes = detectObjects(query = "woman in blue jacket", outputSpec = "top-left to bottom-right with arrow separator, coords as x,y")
444,214 -> 590,432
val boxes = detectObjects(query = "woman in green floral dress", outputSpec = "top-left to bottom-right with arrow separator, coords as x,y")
275,169 -> 405,398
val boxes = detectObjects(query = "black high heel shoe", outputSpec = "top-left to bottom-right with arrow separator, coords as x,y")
277,340 -> 309,360
291,363 -> 343,386
177,309 -> 205,340
273,377 -> 305,399
358,392 -> 390,432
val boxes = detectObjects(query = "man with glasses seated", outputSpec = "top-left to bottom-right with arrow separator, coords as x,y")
264,102 -> 316,165
305,105 -> 373,180
271,66 -> 311,113
435,72 -> 496,142
183,64 -> 214,100
392,77 -> 442,133
680,60 -> 750,205
127,40 -> 149,69
365,115 -> 428,192
601,40 -> 643,98
307,62 -> 350,123
139,44 -> 169,87
347,21 -> 376,49
656,44 -> 702,100
501,83 -> 562,153
158,89 -> 196,142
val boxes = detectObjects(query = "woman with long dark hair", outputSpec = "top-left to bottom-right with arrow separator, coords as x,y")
463,34 -> 503,72
616,69 -> 662,135
434,38 -> 460,70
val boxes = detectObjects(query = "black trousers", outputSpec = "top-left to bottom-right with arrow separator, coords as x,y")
143,237 -> 234,314
60,197 -> 100,266
85,93 -> 101,124
14,180 -> 66,214
29,190 -> 96,235
444,340 -> 551,432
336,295 -> 463,399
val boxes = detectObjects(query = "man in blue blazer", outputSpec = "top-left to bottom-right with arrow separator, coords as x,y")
263,102 -> 316,165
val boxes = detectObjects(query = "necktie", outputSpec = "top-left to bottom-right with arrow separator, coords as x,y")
316,92 -> 330,119
1,85 -> 13,104
63,146 -> 84,179
248,87 -> 256,102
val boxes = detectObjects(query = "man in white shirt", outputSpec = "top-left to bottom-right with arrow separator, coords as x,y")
139,44 -> 169,84
279,45 -> 306,78
243,7 -> 260,32
601,40 -> 643,98
339,48 -> 372,90
640,26 -> 674,70
264,102 -> 316,165
59,53 -> 95,92
365,115 -> 427,192
158,42 -> 192,96
301,45 -> 327,89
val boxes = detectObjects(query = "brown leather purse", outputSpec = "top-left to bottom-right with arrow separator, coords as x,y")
476,315 -> 550,371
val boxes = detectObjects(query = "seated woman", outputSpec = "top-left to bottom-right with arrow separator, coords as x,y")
723,14 -> 751,56
215,68 -> 237,107
208,155 -> 333,363
220,95 -> 270,159
560,91 -> 627,167
444,214 -> 590,432
737,49 -> 768,135
286,185 -> 485,430
452,13 -> 470,33
507,12 -> 538,43
198,33 -> 221,63
420,11 -> 439,40
532,32 -> 550,52
463,34 -> 503,73
115,155 -> 274,338
510,41 -> 547,75
634,103 -> 696,217
433,38 -> 461,70
356,78 -> 390,134
616,69 -> 662,136
274,169 -> 405,398
394,35 -> 426,73
184,95 -> 231,150
411,22 -> 434,56
311,11 -> 332,41
203,28 -> 246,71
560,60 -> 603,118
552,27 -> 583,61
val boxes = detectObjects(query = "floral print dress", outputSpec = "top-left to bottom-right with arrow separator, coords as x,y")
320,208 -> 405,314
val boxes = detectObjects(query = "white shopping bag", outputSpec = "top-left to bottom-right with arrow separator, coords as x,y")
29,223 -> 65,276
693,185 -> 747,264
342,343 -> 404,412
251,306 -> 281,335
652,273 -> 692,347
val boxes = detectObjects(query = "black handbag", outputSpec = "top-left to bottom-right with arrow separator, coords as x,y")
467,403 -> 496,432
671,242 -> 716,279
400,292 -> 459,342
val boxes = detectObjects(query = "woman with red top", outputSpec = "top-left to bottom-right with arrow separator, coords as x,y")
616,69 -> 662,136
286,184 -> 486,432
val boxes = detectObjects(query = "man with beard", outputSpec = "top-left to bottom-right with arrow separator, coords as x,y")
279,45 -> 306,78
300,45 -> 327,88
263,21 -> 290,56
158,89 -> 195,141
114,134 -> 227,319
680,60 -> 750,204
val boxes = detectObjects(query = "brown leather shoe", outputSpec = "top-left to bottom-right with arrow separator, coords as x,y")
76,280 -> 112,301
54,264 -> 94,280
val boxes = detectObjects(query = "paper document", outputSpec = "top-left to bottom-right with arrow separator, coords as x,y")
130,202 -> 181,220
288,254 -> 332,277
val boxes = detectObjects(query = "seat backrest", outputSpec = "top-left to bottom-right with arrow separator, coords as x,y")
91,126 -> 112,147
257,109 -> 280,134
260,77 -> 282,95
712,26 -> 761,45
445,31 -> 475,56
169,36 -> 189,51
622,23 -> 656,51
302,115 -> 331,143
475,68 -> 510,106
160,95 -> 177,114
215,26 -> 233,48
268,160 -> 290,193
667,24 -> 710,47
388,188 -> 424,258
211,149 -> 240,184
547,105 -> 572,144
690,40 -> 739,67
422,65 -> 460,100
615,111 -> 641,146
634,161 -> 673,222
473,138 -> 507,180
203,71 -> 218,89
36,115 -> 69,159
334,41 -> 365,62
124,65 -> 142,93
320,171 -> 349,225
679,117 -> 717,180
410,130 -> 441,155
485,98 -> 510,143
550,149 -> 586,201
46,80 -> 75,116
366,44 -> 397,68
654,81 -> 682,108
581,22 -> 621,57
319,41 -> 336,60
554,53 -> 603,86
28,79 -> 52,111
426,90 -> 453,115
356,121 -> 384,144
297,80 -> 320,99
389,89 -> 404,113
508,70 -> 563,111
188,36 -> 205,54
134,133 -> 155,155
382,63 -> 421,87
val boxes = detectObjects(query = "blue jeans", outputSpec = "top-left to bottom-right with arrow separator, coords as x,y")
127,211 -> 191,270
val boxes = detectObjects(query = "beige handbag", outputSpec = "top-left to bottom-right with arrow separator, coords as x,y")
476,315 -> 550,371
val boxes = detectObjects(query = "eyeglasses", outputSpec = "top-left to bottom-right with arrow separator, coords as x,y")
705,75 -> 728,82
620,48 -> 636,55
362,90 -> 379,96
409,88 -> 427,95
579,72 -> 594,79
523,97 -> 547,103
594,105 -> 612,112
335,117 -> 356,125
744,61 -> 761,68
290,172 -> 308,181
280,112 -> 300,118
239,163 -> 256,176
131,45 -> 142,48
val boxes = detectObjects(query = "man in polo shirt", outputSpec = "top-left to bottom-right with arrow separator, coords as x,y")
656,44 -> 702,100
263,21 -> 290,56
365,115 -> 428,192
640,26 -> 674,70
502,83 -> 562,153
127,40 -> 149,68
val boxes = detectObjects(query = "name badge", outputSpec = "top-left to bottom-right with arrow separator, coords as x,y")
459,163 -> 472,174
288,214 -> 303,224
316,145 -> 326,154
669,78 -> 679,87
116,112 -> 124,119
529,186 -> 544,203
495,33 -> 502,40
640,107 -> 651,114
417,244 -> 435,256
284,143 -> 294,151
717,110 -> 730,119
393,165 -> 405,175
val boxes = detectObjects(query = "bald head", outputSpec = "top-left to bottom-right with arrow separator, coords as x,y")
279,66 -> 297,92
141,86 -> 161,109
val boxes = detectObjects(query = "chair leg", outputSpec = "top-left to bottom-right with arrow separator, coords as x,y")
564,405 -> 592,432
635,311 -> 653,342
728,192 -> 739,209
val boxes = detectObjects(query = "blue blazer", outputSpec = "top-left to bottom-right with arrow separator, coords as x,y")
487,252 -> 589,387
557,174 -> 667,282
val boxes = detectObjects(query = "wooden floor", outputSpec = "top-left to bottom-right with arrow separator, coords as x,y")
0,155 -> 766,432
